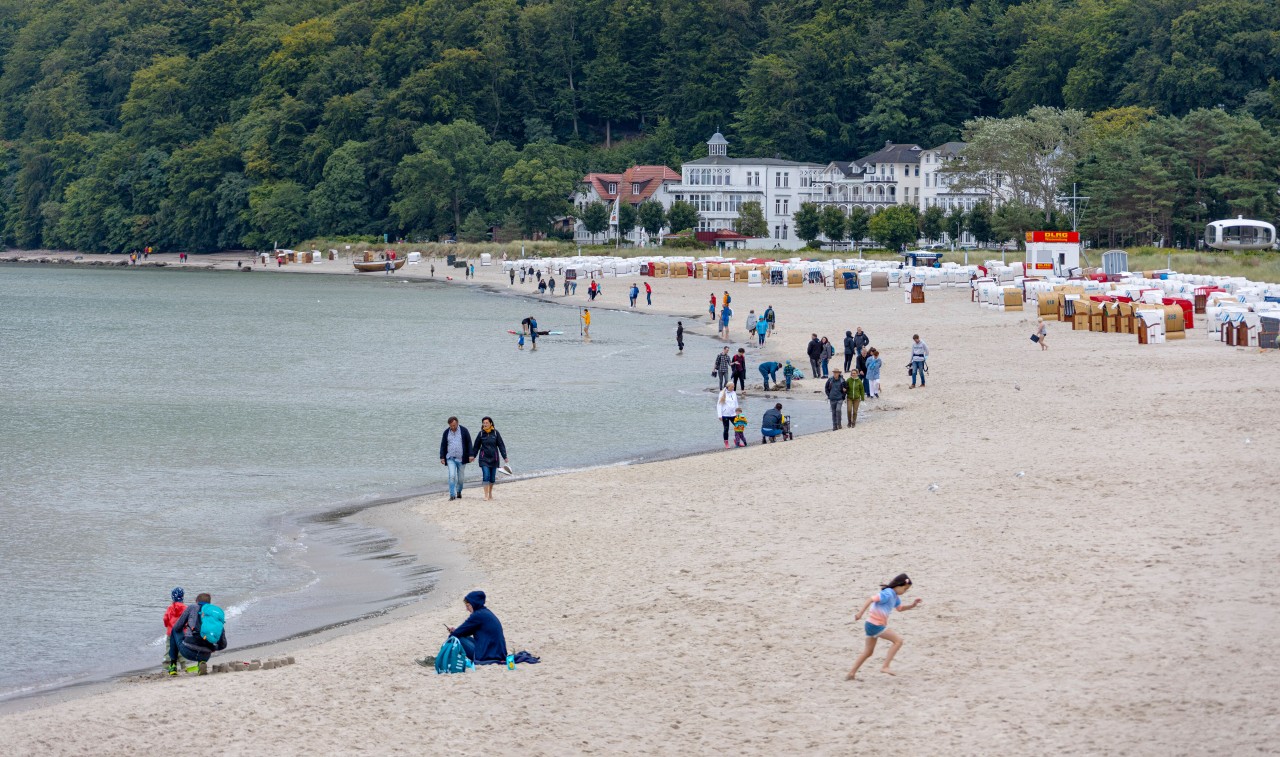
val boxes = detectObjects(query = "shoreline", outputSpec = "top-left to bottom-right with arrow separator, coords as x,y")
4,249 -> 1277,753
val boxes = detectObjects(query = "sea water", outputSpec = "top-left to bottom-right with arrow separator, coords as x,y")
0,264 -> 825,699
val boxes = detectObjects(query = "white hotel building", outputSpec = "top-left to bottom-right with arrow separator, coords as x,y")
574,133 -> 995,249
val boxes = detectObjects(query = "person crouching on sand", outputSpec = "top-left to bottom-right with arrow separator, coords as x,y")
846,573 -> 923,680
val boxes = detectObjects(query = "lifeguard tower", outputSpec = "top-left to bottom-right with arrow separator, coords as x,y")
1025,231 -> 1081,277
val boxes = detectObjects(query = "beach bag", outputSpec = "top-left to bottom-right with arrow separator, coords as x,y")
198,604 -> 226,646
434,637 -> 473,675
1030,334 -> 1040,343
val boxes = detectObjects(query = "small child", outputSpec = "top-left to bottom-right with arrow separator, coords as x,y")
732,408 -> 748,447
782,360 -> 796,391
163,587 -> 186,674
517,333 -> 525,350
781,415 -> 794,441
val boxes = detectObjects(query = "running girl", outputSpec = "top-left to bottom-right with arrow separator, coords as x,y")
846,573 -> 923,680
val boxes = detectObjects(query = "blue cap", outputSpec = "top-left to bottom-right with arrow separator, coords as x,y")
171,587 -> 184,602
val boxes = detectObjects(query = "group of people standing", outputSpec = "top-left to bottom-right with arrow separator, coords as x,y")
439,416 -> 509,501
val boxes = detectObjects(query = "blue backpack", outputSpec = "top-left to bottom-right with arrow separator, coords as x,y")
434,637 -> 473,675
198,604 -> 226,646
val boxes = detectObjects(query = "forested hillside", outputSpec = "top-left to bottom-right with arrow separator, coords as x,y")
0,0 -> 1277,251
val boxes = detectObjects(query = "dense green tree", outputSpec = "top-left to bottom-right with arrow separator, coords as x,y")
581,201 -> 609,242
869,205 -> 919,251
991,201 -> 1043,248
846,206 -> 870,248
247,180 -> 309,249
459,208 -> 489,242
968,202 -> 994,246
616,200 -> 638,241
308,140 -> 370,236
920,205 -> 945,243
501,156 -> 576,234
793,202 -> 821,244
945,207 -> 967,247
665,200 -> 698,234
638,199 -> 666,239
819,205 -> 847,245
735,200 -> 766,238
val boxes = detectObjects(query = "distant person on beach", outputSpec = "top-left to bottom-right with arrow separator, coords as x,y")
517,333 -> 525,350
761,403 -> 785,443
719,305 -> 732,339
825,369 -> 848,430
538,280 -> 547,294
723,290 -> 731,309
732,408 -> 749,447
439,417 -> 473,500
716,386 -> 739,449
746,310 -> 758,338
528,316 -> 539,351
783,360 -> 796,391
509,269 -> 515,285
581,308 -> 591,339
846,574 -> 923,681
758,360 -> 780,391
764,305 -> 775,335
866,349 -> 882,398
1035,319 -> 1048,350
755,315 -> 768,346
709,293 -> 717,318
444,590 -> 508,665
470,417 -> 508,501
856,349 -> 869,397
629,284 -> 639,307
713,346 -> 732,390
563,279 -> 570,296
821,337 -> 834,378
910,334 -> 929,388
845,368 -> 865,428
676,322 -> 684,353
519,268 -> 524,284
843,331 -> 857,373
644,281 -> 652,305
167,592 -> 228,676
570,280 -> 577,295
731,348 -> 747,392
548,276 -> 556,294
807,334 -> 823,379
385,259 -> 393,274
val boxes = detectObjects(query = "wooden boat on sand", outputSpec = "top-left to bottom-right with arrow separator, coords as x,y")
353,258 -> 406,272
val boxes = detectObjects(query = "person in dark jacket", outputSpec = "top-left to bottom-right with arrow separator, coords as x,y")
470,416 -> 508,501
761,403 -> 785,443
853,327 -> 870,357
824,369 -> 848,430
447,590 -> 508,664
439,417 -> 472,500
807,334 -> 823,379
167,592 -> 227,675
843,331 -> 857,373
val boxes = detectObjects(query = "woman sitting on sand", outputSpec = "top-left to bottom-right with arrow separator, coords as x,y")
846,573 -> 923,680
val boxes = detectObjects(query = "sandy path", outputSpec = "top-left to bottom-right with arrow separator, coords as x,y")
2,253 -> 1277,754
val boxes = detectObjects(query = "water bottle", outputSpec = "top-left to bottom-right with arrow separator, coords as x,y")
506,653 -> 515,670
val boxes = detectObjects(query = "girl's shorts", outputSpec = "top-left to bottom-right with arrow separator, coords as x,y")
865,622 -> 886,637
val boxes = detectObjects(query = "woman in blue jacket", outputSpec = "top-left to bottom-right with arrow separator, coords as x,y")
447,590 -> 508,664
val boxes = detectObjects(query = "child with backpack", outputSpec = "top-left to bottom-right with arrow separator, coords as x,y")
167,592 -> 228,676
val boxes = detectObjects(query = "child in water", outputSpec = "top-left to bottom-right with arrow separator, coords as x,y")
732,408 -> 749,447
517,333 -> 525,350
846,573 -> 923,680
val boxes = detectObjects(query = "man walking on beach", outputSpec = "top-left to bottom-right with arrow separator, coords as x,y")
853,327 -> 870,360
910,334 -> 929,388
843,330 -> 856,373
644,281 -> 652,305
677,321 -> 684,353
825,369 -> 848,430
713,346 -> 732,390
807,334 -> 823,379
439,417 -> 472,500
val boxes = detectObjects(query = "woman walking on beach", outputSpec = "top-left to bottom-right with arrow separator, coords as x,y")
846,573 -> 923,680
866,348 -> 882,398
470,417 -> 508,501
716,386 -> 739,449
1034,319 -> 1048,350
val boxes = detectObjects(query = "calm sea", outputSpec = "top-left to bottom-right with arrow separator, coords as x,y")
0,264 -> 826,699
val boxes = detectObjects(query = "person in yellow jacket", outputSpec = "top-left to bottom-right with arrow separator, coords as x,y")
581,308 -> 591,340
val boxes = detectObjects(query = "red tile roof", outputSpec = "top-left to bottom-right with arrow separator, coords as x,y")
583,166 -> 681,204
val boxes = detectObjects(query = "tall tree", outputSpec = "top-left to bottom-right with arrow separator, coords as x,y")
638,199 -> 666,239
735,200 -> 766,237
581,201 -> 609,243
819,205 -> 847,245
869,205 -> 919,251
793,202 -> 821,245
666,200 -> 699,234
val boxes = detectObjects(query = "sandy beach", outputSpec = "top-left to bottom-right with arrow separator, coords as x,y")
2,250 -> 1278,754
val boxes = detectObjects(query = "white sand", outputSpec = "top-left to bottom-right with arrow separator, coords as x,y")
3,252 -> 1278,754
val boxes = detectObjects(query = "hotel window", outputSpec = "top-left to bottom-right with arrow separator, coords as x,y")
782,199 -> 789,214
774,225 -> 780,239
632,183 -> 641,194
774,199 -> 781,214
607,183 -> 617,194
